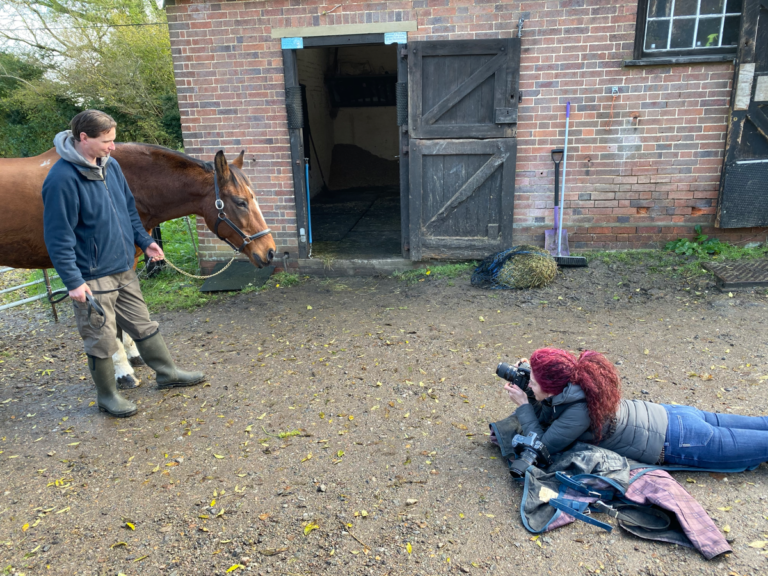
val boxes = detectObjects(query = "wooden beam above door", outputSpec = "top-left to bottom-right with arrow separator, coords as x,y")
271,21 -> 417,39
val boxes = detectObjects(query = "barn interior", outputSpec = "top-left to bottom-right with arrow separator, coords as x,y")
296,44 -> 401,259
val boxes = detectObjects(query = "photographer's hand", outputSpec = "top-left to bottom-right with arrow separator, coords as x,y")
504,382 -> 529,406
514,358 -> 529,367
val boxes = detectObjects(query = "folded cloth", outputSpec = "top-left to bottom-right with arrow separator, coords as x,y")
625,469 -> 731,560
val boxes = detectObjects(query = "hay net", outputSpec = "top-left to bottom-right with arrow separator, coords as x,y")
471,245 -> 555,290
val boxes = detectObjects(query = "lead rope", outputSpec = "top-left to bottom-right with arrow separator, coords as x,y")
142,251 -> 239,281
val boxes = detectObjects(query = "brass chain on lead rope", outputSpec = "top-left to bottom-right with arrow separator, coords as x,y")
139,252 -> 240,281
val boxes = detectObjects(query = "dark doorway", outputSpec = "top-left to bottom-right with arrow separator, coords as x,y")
296,43 -> 401,258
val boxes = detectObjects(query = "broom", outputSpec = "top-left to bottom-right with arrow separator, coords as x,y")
554,102 -> 587,268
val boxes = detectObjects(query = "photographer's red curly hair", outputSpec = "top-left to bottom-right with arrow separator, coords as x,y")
530,348 -> 622,442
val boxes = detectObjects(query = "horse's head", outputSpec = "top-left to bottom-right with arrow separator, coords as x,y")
203,151 -> 276,268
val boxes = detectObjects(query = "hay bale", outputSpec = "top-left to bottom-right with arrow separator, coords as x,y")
495,245 -> 557,289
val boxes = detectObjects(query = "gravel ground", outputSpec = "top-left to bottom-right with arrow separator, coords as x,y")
1,258 -> 768,576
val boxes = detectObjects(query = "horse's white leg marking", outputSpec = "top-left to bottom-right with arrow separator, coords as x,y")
122,333 -> 144,366
113,338 -> 140,389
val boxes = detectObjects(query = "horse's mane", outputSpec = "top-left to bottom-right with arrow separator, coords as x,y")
115,142 -> 214,173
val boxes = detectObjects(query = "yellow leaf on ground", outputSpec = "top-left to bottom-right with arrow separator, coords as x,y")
125,522 -> 135,530
406,542 -> 412,554
717,506 -> 732,511
304,522 -> 319,535
22,523 -> 29,532
686,478 -> 696,483
723,525 -> 731,533
256,413 -> 266,420
301,453 -> 312,463
747,541 -> 768,548
214,454 -> 225,459
226,564 -> 243,572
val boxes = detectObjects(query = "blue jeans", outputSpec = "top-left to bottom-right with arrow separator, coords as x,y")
662,404 -> 768,470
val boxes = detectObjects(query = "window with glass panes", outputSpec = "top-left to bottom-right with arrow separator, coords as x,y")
644,0 -> 742,52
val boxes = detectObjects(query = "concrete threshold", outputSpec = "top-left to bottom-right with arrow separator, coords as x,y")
297,257 -> 423,277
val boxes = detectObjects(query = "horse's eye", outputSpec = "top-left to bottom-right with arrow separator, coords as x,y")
234,199 -> 248,208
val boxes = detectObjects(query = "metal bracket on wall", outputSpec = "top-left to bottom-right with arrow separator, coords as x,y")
518,18 -> 525,38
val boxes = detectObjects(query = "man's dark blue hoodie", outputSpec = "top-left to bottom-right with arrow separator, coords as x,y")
42,131 -> 154,291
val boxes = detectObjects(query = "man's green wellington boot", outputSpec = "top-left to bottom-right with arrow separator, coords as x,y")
134,332 -> 206,389
88,355 -> 138,417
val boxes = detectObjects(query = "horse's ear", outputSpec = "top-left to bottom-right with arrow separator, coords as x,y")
232,150 -> 245,170
214,150 -> 230,182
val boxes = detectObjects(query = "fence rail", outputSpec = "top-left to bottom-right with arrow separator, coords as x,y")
0,269 -> 61,319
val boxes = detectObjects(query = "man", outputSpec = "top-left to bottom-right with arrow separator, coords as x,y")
43,110 -> 205,418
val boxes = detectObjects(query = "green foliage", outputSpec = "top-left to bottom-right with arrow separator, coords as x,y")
0,53 -> 81,157
665,225 -> 727,257
138,216 -> 207,311
393,262 -> 477,283
0,0 -> 181,157
271,272 -> 301,287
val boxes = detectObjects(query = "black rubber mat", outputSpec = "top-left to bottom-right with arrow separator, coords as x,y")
702,259 -> 768,290
199,261 -> 274,292
310,186 -> 401,258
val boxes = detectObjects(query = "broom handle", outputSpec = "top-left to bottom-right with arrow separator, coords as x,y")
557,102 -> 570,257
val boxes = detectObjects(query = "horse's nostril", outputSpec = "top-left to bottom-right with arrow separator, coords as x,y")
267,249 -> 275,261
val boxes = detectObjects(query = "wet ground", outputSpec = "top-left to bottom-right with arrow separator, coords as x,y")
2,257 -> 768,576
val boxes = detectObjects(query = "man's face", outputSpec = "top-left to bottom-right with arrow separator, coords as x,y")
78,127 -> 116,160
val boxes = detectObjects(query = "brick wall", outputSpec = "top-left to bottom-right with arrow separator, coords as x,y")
165,0 -> 767,267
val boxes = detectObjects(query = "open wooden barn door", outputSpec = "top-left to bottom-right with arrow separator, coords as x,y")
717,0 -> 768,228
407,38 -> 520,260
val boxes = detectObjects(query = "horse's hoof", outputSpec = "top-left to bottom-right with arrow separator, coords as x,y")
128,356 -> 146,367
116,374 -> 141,389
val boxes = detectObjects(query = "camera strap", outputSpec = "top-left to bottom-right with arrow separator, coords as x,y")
549,498 -> 613,532
554,471 -> 617,500
549,498 -> 672,533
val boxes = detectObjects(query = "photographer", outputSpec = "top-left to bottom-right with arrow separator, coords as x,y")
504,348 -> 768,469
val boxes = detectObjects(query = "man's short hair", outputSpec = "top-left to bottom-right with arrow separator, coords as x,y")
70,110 -> 117,141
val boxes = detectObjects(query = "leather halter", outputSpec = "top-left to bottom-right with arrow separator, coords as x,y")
213,167 -> 271,253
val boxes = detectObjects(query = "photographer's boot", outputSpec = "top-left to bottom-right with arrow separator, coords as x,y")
134,332 -> 206,389
88,355 -> 138,418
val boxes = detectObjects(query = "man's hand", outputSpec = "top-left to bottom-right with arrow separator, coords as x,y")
145,242 -> 165,262
505,382 -> 529,406
69,283 -> 92,303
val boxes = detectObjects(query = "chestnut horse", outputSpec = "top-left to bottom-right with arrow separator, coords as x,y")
0,143 -> 276,385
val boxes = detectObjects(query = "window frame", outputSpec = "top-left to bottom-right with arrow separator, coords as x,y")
631,0 -> 741,64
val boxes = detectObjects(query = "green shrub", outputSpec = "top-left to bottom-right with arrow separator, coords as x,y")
664,225 -> 727,257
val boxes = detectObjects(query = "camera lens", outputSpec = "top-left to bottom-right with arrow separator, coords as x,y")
496,362 -> 517,381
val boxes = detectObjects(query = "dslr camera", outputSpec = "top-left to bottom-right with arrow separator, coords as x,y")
496,361 -> 531,391
508,431 -> 552,478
